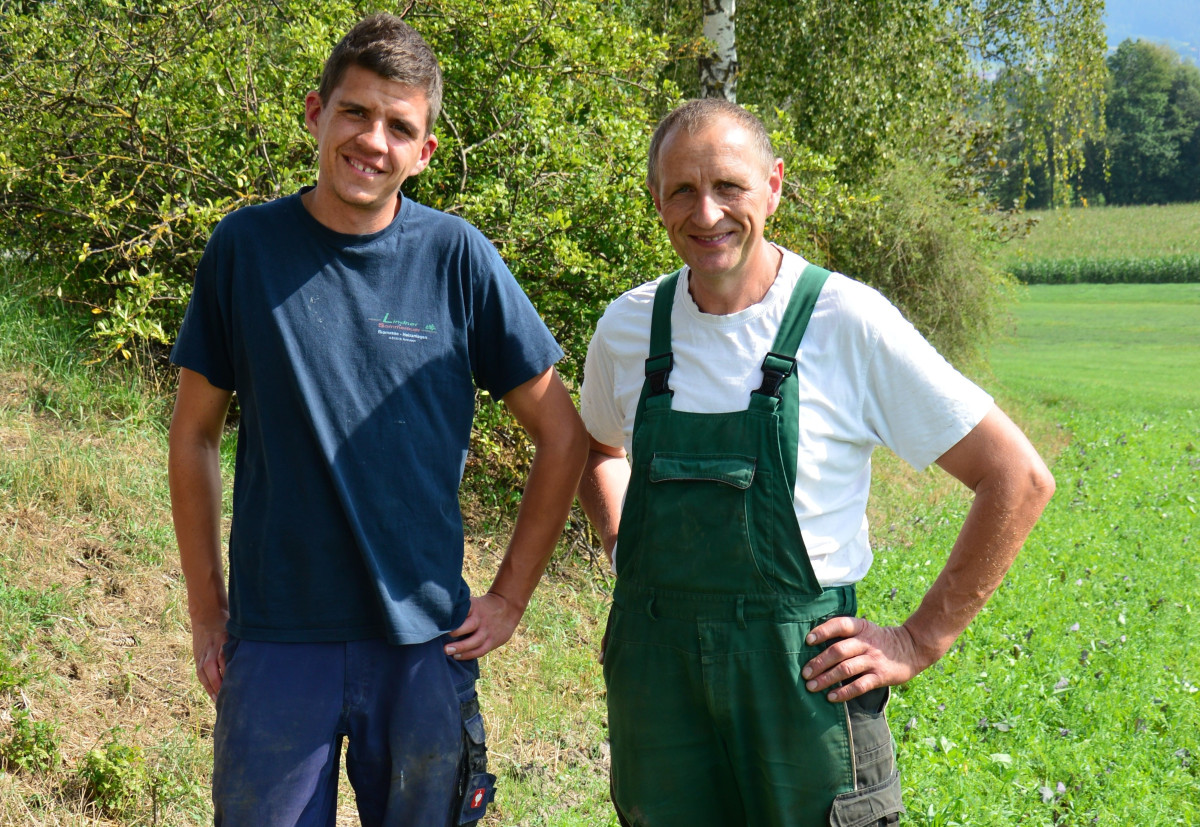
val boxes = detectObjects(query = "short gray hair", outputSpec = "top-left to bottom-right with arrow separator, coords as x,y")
646,99 -> 776,193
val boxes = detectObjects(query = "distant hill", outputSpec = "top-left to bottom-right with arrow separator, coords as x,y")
1105,0 -> 1199,65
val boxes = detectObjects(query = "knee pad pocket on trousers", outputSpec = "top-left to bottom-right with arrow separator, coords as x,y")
455,695 -> 496,826
832,686 -> 902,826
828,768 -> 903,827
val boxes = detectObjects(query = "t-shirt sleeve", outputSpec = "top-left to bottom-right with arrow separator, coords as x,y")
579,315 -> 627,451
170,225 -> 236,391
467,239 -> 563,399
859,293 -> 993,471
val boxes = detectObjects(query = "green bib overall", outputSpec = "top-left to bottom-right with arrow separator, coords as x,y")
604,266 -> 903,827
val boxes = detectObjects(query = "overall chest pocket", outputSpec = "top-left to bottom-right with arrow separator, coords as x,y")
648,452 -> 756,487
643,453 -> 768,590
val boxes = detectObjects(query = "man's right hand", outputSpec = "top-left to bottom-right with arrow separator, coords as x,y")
191,614 -> 230,702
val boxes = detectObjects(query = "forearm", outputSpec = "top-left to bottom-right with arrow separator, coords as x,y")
488,383 -> 589,611
903,412 -> 1056,665
169,437 -> 230,626
577,445 -> 630,560
168,369 -> 233,628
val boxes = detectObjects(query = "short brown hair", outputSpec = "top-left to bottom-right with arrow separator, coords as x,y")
318,13 -> 444,133
646,99 -> 776,193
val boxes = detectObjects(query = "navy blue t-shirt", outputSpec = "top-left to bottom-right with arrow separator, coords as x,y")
171,191 -> 563,644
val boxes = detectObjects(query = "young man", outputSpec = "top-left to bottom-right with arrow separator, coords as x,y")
168,14 -> 587,825
577,99 -> 1055,826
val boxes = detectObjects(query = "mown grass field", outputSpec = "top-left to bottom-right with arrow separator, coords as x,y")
1,267 -> 1197,825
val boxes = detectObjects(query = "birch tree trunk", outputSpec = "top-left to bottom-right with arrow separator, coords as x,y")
699,0 -> 737,101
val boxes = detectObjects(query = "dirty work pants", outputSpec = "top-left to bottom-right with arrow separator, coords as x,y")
212,636 -> 494,827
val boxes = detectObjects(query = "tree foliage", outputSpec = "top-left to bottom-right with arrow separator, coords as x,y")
1083,40 -> 1200,205
0,0 -> 677,378
0,0 -> 1110,376
624,0 -> 1104,362
967,0 -> 1108,208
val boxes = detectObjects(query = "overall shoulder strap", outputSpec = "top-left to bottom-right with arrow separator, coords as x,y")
771,263 -> 830,358
750,263 -> 831,492
633,269 -> 683,434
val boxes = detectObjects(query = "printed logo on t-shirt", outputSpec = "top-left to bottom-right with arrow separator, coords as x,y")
369,311 -> 439,344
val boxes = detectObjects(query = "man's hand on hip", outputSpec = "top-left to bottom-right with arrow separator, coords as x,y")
445,592 -> 522,661
801,616 -> 935,703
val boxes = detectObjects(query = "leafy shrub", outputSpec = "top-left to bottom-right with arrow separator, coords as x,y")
0,0 -> 354,357
822,160 -> 1015,365
0,0 -> 680,381
79,736 -> 147,815
0,708 -> 61,774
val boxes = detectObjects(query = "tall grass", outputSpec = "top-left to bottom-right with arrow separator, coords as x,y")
1,268 -> 211,825
1005,203 -> 1200,262
1001,203 -> 1200,285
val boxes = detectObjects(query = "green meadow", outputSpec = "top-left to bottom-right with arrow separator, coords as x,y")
1,270 -> 1198,824
988,283 -> 1200,410
872,283 -> 1199,824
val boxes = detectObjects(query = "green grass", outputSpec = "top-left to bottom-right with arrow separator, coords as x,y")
2,265 -> 1197,824
863,282 -> 1200,824
988,283 -> 1200,411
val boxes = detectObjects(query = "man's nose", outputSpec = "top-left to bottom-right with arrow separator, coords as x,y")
693,192 -> 723,226
359,119 -> 388,153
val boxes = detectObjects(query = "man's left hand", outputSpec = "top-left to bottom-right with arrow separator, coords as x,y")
801,616 -> 936,703
444,592 -> 522,661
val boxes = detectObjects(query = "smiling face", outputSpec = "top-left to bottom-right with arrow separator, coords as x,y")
650,117 -> 783,312
303,64 -> 438,235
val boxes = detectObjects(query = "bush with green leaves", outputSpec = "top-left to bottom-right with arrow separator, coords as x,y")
79,735 -> 147,815
822,159 -> 1016,366
0,708 -> 61,775
0,0 -> 682,381
1,0 -> 339,356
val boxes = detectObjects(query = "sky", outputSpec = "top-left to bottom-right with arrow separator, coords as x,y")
1103,0 -> 1199,64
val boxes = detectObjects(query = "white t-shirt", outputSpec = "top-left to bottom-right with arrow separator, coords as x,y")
579,247 -> 993,586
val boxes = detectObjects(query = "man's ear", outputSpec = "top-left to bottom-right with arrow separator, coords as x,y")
303,90 -> 323,140
647,180 -> 664,220
766,158 -> 784,217
408,133 -> 439,177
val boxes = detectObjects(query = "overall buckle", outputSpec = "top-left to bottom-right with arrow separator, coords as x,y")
753,352 -> 797,399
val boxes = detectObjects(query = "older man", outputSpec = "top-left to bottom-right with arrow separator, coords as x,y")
578,99 -> 1054,826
